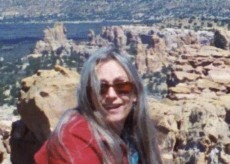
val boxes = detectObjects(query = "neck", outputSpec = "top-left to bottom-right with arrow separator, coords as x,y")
110,121 -> 125,136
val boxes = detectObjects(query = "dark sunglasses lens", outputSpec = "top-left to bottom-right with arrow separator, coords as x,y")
114,82 -> 133,94
100,84 -> 109,95
100,82 -> 133,95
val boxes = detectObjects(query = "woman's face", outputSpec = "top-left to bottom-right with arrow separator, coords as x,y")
96,59 -> 136,132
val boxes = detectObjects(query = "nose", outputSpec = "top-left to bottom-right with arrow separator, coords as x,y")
106,86 -> 117,98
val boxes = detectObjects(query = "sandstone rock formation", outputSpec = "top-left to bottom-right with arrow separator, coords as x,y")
4,23 -> 230,163
33,23 -> 73,56
18,65 -> 79,142
167,45 -> 230,100
10,66 -> 79,163
149,95 -> 230,163
101,26 -> 127,48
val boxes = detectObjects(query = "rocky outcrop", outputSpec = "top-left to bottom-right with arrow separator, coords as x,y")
136,27 -> 230,163
98,25 -> 230,163
32,23 -> 74,57
149,95 -> 230,163
17,65 -> 79,142
4,24 -> 230,163
213,28 -> 230,50
9,66 -> 79,163
167,45 -> 230,100
101,26 -> 127,48
24,22 -> 101,72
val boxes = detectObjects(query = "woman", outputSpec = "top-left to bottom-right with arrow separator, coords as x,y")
34,46 -> 162,164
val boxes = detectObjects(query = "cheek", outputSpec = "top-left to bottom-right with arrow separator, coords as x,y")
124,96 -> 136,113
98,95 -> 105,104
125,104 -> 133,116
123,97 -> 135,110
127,94 -> 137,104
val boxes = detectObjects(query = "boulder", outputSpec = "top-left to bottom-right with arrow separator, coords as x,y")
10,66 -> 79,163
10,120 -> 40,164
213,28 -> 230,50
17,65 -> 79,142
208,69 -> 230,84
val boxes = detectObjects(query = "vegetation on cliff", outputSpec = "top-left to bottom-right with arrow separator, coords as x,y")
0,0 -> 229,22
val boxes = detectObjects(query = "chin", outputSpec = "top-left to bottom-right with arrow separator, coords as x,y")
103,106 -> 132,127
106,115 -> 126,125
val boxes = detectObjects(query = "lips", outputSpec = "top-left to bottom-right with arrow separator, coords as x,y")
103,104 -> 122,110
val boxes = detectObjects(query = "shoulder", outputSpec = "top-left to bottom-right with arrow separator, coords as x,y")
64,114 -> 92,138
35,113 -> 102,164
62,114 -> 98,149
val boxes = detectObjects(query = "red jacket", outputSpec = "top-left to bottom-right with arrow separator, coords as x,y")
34,114 -> 128,164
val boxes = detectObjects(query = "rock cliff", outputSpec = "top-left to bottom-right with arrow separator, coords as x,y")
1,23 -> 229,163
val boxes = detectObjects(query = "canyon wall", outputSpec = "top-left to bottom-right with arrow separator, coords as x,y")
1,23 -> 229,163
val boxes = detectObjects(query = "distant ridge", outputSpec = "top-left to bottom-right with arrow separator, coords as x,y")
0,37 -> 41,44
0,0 -> 229,22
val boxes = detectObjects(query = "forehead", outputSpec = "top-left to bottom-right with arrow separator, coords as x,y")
96,59 -> 129,81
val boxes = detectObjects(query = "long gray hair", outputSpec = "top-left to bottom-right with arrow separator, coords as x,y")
51,46 -> 162,164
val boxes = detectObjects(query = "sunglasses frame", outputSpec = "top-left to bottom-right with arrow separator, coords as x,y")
100,81 -> 134,95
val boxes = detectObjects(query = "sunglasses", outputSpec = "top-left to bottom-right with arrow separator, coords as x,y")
100,82 -> 134,95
